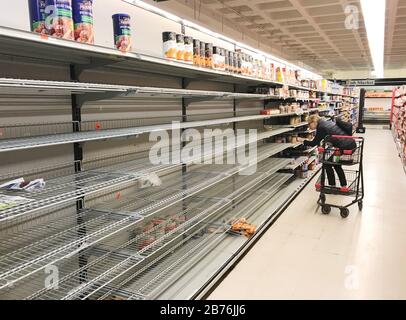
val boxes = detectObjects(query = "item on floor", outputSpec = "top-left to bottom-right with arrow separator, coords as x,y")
72,0 -> 94,43
29,0 -> 48,34
163,31 -> 177,60
230,218 -> 256,237
45,0 -> 74,40
112,13 -> 132,52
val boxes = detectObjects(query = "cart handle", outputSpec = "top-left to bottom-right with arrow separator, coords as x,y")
331,135 -> 363,140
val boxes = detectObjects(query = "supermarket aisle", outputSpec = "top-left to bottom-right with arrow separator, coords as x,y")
209,128 -> 406,300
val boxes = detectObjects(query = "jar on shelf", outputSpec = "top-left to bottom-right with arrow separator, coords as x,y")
205,43 -> 213,68
193,39 -> 200,66
176,34 -> 185,61
199,41 -> 206,67
183,36 -> 193,64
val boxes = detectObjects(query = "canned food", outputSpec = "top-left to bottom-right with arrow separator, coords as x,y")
213,46 -> 221,70
199,41 -> 205,67
184,36 -> 193,64
72,0 -> 94,44
176,34 -> 184,61
205,43 -> 213,68
224,49 -> 229,72
162,31 -> 177,60
220,48 -> 225,71
193,39 -> 200,66
112,13 -> 132,52
28,0 -> 48,34
45,0 -> 74,40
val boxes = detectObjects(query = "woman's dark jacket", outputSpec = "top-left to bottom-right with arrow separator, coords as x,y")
304,120 -> 356,149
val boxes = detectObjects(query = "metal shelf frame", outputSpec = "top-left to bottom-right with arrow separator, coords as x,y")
0,158 -> 291,299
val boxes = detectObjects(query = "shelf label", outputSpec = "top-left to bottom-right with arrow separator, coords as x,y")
346,80 -> 375,86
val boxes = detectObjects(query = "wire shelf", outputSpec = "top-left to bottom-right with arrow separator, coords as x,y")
0,77 -> 271,100
5,156 -> 291,300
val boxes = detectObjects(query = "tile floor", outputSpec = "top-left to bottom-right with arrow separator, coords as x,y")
209,127 -> 406,300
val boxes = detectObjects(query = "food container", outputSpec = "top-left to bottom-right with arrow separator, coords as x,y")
45,0 -> 74,40
213,46 -> 221,70
193,39 -> 200,66
205,43 -> 213,68
291,135 -> 298,143
176,34 -> 184,61
72,0 -> 94,44
199,41 -> 206,67
28,0 -> 48,34
162,31 -> 177,60
183,36 -> 193,64
112,13 -> 132,52
224,49 -> 229,72
228,51 -> 234,73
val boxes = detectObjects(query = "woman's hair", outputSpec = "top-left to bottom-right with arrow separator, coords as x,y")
308,114 -> 321,124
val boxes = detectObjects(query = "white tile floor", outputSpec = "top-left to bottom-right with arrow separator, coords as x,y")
209,128 -> 406,300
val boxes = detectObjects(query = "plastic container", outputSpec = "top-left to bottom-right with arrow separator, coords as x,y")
199,41 -> 205,67
112,13 -> 132,52
72,0 -> 94,44
205,43 -> 213,68
45,0 -> 74,40
193,39 -> 200,66
162,31 -> 177,60
213,46 -> 221,70
28,0 -> 48,34
183,36 -> 193,64
176,34 -> 184,61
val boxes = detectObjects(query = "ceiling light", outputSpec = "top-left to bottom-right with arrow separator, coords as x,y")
360,0 -> 386,78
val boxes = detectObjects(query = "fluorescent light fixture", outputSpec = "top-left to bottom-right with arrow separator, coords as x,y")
360,0 -> 386,78
123,0 -> 323,79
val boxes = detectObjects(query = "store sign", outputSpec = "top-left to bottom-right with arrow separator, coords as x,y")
346,80 -> 376,86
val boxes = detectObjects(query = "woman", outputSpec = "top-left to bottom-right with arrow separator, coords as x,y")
298,115 -> 356,188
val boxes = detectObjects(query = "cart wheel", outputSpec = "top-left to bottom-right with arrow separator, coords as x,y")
320,194 -> 326,204
340,207 -> 350,218
321,205 -> 331,215
358,201 -> 363,211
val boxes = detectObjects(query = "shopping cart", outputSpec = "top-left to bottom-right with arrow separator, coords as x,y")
315,135 -> 364,218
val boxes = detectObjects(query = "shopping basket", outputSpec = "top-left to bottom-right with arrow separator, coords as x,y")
315,135 -> 364,218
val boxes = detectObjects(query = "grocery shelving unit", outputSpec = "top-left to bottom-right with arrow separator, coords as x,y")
0,17 -> 360,300
391,86 -> 406,173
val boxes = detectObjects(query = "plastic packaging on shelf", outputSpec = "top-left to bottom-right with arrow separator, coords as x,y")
28,0 -> 48,34
72,0 -> 94,44
0,177 -> 46,192
45,0 -> 74,40
112,13 -> 132,52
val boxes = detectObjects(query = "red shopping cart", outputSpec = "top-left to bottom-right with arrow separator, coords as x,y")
315,135 -> 364,218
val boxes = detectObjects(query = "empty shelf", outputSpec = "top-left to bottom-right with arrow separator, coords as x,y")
0,115 -> 286,153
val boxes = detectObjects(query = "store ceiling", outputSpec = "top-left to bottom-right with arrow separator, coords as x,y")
192,0 -> 406,74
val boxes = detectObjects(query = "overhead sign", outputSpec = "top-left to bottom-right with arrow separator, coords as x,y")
346,79 -> 376,86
